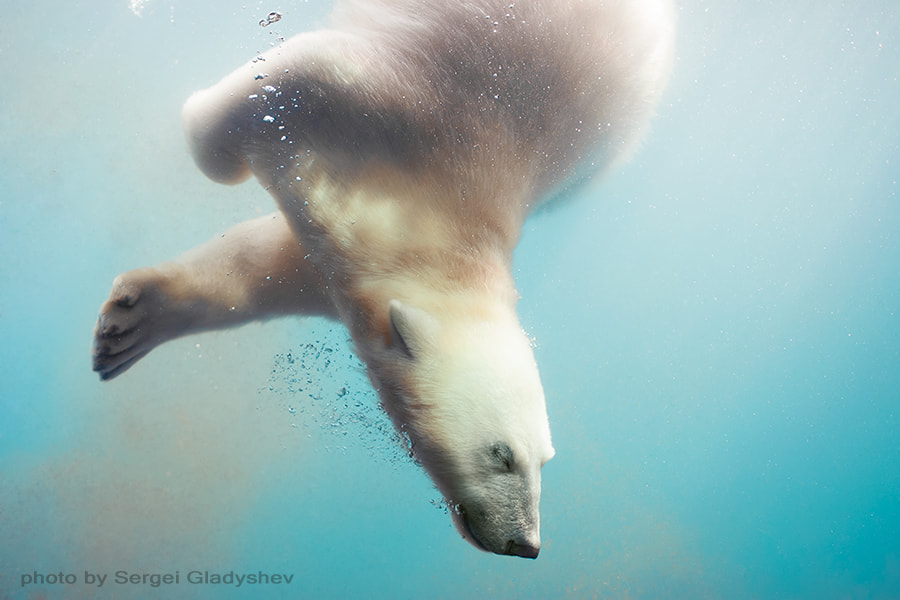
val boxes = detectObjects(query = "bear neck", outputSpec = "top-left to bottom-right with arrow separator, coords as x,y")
341,245 -> 520,355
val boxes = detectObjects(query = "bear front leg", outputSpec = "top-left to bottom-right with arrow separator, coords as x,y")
92,212 -> 336,380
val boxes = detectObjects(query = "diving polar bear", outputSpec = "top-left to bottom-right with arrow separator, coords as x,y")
92,0 -> 675,558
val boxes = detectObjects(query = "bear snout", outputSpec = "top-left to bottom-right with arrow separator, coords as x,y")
455,502 -> 542,559
505,538 -> 541,559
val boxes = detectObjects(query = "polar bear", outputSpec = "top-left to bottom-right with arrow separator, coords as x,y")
92,0 -> 674,558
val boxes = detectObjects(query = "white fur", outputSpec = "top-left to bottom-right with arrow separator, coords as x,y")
94,0 -> 675,557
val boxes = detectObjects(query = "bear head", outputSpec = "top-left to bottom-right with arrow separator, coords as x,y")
366,299 -> 555,558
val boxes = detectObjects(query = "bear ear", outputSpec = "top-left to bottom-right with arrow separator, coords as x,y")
388,300 -> 439,359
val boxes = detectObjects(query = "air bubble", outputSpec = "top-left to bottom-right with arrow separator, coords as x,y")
259,11 -> 282,27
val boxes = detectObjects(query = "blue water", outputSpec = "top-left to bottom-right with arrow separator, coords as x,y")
1,1 -> 898,598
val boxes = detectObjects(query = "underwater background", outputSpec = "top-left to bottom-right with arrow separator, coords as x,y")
1,0 -> 898,598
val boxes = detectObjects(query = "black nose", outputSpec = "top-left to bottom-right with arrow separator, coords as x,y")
505,539 -> 540,559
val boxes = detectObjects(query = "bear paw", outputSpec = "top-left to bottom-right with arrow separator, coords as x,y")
92,268 -> 182,380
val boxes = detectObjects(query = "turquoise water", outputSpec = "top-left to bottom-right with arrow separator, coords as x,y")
2,1 -> 898,598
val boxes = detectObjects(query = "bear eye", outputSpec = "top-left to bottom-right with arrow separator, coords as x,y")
489,442 -> 515,472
